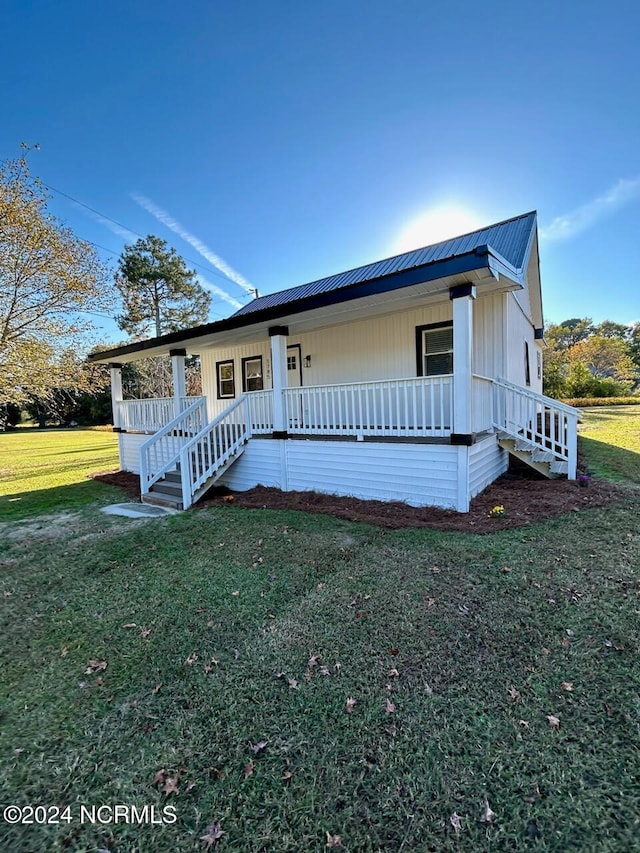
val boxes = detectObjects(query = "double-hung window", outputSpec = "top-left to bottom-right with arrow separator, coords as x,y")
216,360 -> 235,399
242,356 -> 264,392
416,322 -> 453,376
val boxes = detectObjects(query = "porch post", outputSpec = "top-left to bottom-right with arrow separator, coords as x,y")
109,363 -> 123,430
170,348 -> 187,418
450,284 -> 476,441
269,326 -> 289,437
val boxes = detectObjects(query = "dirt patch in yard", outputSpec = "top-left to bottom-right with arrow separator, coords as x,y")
96,460 -> 624,533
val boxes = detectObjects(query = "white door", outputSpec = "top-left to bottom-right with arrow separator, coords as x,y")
287,345 -> 303,428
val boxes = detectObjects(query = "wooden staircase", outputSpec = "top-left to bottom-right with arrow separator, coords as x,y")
497,434 -> 568,479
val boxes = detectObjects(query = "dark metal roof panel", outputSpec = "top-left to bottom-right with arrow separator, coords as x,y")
234,211 -> 536,317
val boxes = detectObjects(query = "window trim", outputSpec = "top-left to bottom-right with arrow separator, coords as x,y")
216,359 -> 235,399
241,355 -> 264,392
415,321 -> 453,377
524,341 -> 531,386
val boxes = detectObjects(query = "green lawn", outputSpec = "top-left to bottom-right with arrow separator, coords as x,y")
0,428 -> 121,520
0,415 -> 639,852
579,404 -> 640,484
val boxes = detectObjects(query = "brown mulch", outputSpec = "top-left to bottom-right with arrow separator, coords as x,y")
93,460 -> 624,533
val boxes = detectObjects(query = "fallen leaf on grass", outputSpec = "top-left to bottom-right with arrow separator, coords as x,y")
85,659 -> 107,674
308,654 -> 321,667
153,683 -> 162,694
282,769 -> 293,782
450,812 -> 462,834
163,776 -> 179,796
547,714 -> 560,729
185,653 -> 198,666
122,623 -> 137,629
560,681 -> 574,692
231,590 -> 240,597
140,628 -> 152,638
507,686 -> 521,703
288,678 -> 298,689
60,646 -> 68,657
319,666 -> 330,677
200,822 -> 224,848
389,668 -> 399,678
243,761 -> 254,778
326,832 -> 343,848
345,697 -> 356,713
518,719 -> 530,728
151,769 -> 165,786
385,698 -> 396,714
480,800 -> 496,823
251,740 -> 268,755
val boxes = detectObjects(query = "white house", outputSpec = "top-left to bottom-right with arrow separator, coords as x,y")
90,211 -> 579,513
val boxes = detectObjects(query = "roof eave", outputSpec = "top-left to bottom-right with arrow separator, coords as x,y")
89,249 -> 501,364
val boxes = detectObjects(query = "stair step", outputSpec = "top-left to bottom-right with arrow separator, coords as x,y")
163,470 -> 182,484
149,481 -> 182,497
142,493 -> 183,511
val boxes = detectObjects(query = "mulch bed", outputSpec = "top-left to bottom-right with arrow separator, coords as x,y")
93,458 -> 623,533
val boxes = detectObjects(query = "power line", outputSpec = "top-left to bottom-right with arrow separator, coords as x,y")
42,180 -> 253,301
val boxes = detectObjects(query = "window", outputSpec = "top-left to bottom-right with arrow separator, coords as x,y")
536,349 -> 542,381
287,353 -> 297,371
416,323 -> 453,376
216,360 -> 235,399
524,342 -> 531,386
242,356 -> 264,392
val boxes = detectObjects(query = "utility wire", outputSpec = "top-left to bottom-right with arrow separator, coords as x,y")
42,180 -> 253,301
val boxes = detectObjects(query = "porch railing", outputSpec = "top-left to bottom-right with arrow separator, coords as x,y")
283,375 -> 453,438
179,396 -> 251,509
492,377 -> 578,478
247,389 -> 274,434
117,395 -> 204,433
139,397 -> 207,495
472,374 -> 495,434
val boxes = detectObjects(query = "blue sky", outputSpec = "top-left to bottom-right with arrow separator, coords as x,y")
2,0 -> 639,343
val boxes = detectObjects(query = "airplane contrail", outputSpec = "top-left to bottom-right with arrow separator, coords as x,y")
131,192 -> 257,297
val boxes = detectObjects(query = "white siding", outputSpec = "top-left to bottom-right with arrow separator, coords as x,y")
468,434 -> 508,498
286,440 -> 458,509
118,432 -> 148,474
218,437 -> 459,509
472,292 -> 504,378
217,439 -> 283,491
505,288 -> 542,394
200,302 -> 454,419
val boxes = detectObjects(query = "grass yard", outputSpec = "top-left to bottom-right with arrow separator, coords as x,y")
0,428 -> 121,520
579,404 -> 640,484
1,414 -> 639,852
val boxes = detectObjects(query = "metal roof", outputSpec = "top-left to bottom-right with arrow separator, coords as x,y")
233,211 -> 537,318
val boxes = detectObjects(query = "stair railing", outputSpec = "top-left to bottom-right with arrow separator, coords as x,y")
139,397 -> 207,498
179,395 -> 251,509
493,378 -> 579,479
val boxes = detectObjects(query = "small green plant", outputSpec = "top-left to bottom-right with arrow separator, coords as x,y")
488,504 -> 505,518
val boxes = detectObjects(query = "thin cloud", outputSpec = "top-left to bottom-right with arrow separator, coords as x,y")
132,192 -> 256,296
540,177 -> 640,242
74,204 -> 139,242
197,275 -> 243,311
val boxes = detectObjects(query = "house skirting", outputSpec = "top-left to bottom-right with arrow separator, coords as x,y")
119,432 -> 507,513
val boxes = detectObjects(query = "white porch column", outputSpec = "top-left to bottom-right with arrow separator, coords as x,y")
269,326 -> 289,435
450,284 -> 476,440
170,348 -> 187,418
109,363 -> 123,430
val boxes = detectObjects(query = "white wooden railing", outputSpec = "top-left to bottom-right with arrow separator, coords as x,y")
472,374 -> 495,434
179,396 -> 251,509
247,389 -> 274,434
493,378 -> 578,478
139,397 -> 207,495
117,396 -> 204,433
283,375 -> 453,438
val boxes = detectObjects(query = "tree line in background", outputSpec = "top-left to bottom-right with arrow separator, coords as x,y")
1,152 -> 211,429
543,318 -> 640,400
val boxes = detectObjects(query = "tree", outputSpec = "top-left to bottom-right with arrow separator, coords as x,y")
545,318 -> 594,350
0,152 -> 113,424
593,320 -> 629,339
116,236 -> 211,338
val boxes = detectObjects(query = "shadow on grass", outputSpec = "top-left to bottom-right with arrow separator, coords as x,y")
581,435 -> 640,484
0,478 -> 129,522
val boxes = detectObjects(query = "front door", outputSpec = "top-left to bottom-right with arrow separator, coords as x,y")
286,344 -> 303,428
